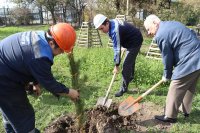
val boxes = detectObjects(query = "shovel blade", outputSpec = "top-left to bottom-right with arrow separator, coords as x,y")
96,97 -> 112,108
118,96 -> 140,116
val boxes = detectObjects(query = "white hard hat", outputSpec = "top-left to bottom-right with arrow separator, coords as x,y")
93,14 -> 107,29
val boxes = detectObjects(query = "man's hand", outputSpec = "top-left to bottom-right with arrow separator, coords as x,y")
162,76 -> 170,82
33,84 -> 41,96
113,66 -> 120,74
121,47 -> 126,54
67,89 -> 80,102
25,83 -> 41,96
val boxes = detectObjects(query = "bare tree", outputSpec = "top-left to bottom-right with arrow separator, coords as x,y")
68,0 -> 87,26
11,0 -> 32,8
95,0 -> 117,19
40,0 -> 59,24
58,0 -> 73,22
10,7 -> 33,25
84,0 -> 96,22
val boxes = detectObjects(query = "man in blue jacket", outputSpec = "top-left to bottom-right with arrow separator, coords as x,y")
93,14 -> 143,97
144,14 -> 200,123
0,23 -> 79,132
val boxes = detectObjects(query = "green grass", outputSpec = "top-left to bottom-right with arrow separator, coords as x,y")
0,25 -> 200,132
0,25 -> 49,40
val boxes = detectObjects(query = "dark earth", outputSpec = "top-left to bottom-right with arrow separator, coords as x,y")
44,102 -> 172,133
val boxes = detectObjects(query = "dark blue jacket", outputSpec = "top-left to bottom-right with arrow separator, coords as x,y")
155,21 -> 200,80
108,19 -> 143,66
0,31 -> 69,94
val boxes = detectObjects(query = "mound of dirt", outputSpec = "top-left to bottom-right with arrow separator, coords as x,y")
44,102 -> 172,133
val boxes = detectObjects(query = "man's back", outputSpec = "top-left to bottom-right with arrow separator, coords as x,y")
109,19 -> 143,48
155,21 -> 200,79
0,31 -> 53,85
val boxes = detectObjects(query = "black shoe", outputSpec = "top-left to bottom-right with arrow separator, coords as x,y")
115,90 -> 127,97
155,115 -> 177,123
184,113 -> 189,118
115,90 -> 124,97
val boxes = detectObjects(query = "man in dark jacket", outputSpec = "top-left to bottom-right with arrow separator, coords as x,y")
0,23 -> 79,132
93,14 -> 143,97
144,14 -> 200,123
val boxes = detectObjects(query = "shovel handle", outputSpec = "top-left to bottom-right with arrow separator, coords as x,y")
141,79 -> 163,98
125,80 -> 163,109
103,49 -> 126,105
104,72 -> 117,100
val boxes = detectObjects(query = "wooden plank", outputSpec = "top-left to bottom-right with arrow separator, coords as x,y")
146,56 -> 162,60
77,22 -> 102,47
149,47 -> 160,51
147,52 -> 161,56
146,39 -> 162,60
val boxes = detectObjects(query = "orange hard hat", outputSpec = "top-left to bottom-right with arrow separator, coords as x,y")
50,23 -> 76,53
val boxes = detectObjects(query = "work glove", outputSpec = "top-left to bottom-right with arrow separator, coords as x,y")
162,76 -> 170,82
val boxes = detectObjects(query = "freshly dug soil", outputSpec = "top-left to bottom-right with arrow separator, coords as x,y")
44,102 -> 172,133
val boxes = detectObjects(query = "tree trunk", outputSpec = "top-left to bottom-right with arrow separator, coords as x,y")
67,52 -> 84,130
51,11 -> 57,24
63,6 -> 67,22
39,6 -> 43,24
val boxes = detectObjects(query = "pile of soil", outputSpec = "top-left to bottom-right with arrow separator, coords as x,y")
44,102 -> 172,133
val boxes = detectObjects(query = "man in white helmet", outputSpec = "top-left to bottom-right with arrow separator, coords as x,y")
93,14 -> 143,97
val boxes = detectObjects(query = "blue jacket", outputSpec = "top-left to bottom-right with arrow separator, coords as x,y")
155,21 -> 200,80
0,31 -> 69,94
108,19 -> 143,66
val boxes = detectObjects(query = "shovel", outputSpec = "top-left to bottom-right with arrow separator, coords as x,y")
96,49 -> 126,108
118,80 -> 163,116
96,72 -> 117,108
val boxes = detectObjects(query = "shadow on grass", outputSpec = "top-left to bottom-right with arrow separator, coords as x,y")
136,118 -> 171,132
178,109 -> 200,124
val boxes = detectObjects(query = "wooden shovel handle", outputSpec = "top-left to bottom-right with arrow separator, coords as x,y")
104,49 -> 126,103
141,80 -> 163,98
104,72 -> 117,99
125,80 -> 163,109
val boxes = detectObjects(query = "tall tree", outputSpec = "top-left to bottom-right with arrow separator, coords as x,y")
35,0 -> 59,24
12,0 -> 46,24
59,0 -> 71,22
95,0 -> 118,18
73,0 -> 87,25
180,0 -> 200,24
10,7 -> 33,25
180,0 -> 200,10
157,0 -> 199,25
11,0 -> 31,8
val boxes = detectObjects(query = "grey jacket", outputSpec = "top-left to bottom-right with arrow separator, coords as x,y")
155,21 -> 200,80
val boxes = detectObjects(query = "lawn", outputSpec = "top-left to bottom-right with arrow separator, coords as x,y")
0,25 -> 200,132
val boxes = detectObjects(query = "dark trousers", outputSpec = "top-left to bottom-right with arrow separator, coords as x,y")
120,45 -> 141,91
0,77 -> 37,133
